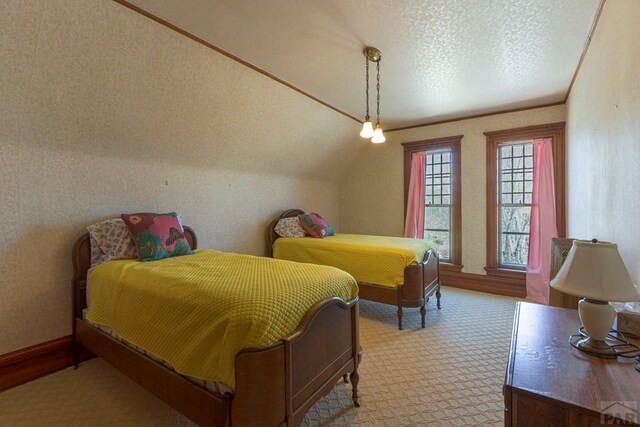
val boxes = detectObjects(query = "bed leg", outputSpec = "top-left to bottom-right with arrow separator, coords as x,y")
436,287 -> 442,310
420,305 -> 426,328
396,307 -> 403,330
343,374 -> 349,383
350,369 -> 360,407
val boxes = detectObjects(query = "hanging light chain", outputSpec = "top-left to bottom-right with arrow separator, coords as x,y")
364,57 -> 370,121
360,47 -> 384,142
375,60 -> 381,125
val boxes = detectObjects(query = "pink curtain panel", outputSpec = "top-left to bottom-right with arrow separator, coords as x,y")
404,152 -> 426,239
526,138 -> 558,304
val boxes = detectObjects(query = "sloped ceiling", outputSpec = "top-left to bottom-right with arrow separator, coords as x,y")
123,0 -> 600,129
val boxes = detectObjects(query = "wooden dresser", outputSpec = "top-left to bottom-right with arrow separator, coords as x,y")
503,302 -> 640,426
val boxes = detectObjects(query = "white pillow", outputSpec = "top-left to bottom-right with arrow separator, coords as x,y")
274,217 -> 307,238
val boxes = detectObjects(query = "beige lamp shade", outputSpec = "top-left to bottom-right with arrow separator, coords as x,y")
550,240 -> 640,302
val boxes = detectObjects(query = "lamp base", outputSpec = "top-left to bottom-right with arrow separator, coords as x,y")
578,298 -> 616,341
574,336 -> 617,359
570,298 -> 619,358
569,326 -> 640,359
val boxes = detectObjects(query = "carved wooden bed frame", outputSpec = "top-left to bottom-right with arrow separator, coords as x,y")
72,226 -> 361,427
268,209 -> 441,330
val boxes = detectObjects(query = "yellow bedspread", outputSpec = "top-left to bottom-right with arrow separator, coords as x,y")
86,249 -> 357,388
273,234 -> 436,288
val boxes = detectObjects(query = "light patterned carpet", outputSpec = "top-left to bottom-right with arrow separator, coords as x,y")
0,287 -> 518,426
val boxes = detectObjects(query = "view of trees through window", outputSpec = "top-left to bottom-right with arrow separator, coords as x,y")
424,150 -> 451,260
499,142 -> 534,266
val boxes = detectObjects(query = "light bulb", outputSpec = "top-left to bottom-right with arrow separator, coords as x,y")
360,121 -> 374,138
371,124 -> 385,143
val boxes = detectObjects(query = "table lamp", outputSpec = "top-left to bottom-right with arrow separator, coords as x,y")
550,239 -> 640,358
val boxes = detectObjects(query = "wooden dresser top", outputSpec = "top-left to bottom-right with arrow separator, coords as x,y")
505,302 -> 640,416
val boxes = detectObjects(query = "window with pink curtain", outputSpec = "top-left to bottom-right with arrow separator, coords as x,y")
526,138 -> 558,304
486,123 -> 565,299
403,136 -> 462,265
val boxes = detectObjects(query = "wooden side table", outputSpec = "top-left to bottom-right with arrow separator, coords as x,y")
504,302 -> 640,426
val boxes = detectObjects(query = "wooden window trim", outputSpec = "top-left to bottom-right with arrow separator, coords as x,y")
440,262 -> 463,273
402,135 -> 463,267
484,122 -> 566,277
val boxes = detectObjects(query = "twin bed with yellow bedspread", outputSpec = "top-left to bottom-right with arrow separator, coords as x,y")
86,249 -> 357,388
274,233 -> 434,288
269,209 -> 442,330
72,226 -> 361,427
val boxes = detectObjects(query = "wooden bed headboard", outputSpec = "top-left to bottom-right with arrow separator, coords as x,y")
71,226 -> 197,320
267,209 -> 305,257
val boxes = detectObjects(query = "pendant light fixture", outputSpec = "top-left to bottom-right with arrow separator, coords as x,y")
360,47 -> 385,143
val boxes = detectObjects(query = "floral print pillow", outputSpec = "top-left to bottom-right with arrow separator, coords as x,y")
87,218 -> 138,266
121,212 -> 194,262
274,217 -> 307,238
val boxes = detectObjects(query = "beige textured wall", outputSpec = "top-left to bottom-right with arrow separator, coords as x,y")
339,105 -> 566,274
0,0 -> 362,353
566,0 -> 640,284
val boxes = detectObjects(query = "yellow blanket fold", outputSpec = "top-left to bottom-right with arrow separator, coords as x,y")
86,250 -> 357,388
273,234 -> 436,287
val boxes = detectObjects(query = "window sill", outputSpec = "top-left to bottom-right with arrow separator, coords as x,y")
440,262 -> 463,272
484,267 -> 526,279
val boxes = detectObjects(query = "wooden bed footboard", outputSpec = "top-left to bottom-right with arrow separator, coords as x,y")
72,225 -> 360,427
397,249 -> 441,329
75,297 -> 360,427
233,297 -> 360,426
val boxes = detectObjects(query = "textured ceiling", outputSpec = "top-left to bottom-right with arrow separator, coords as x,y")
124,0 -> 600,129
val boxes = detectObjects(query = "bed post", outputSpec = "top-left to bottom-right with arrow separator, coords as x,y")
433,251 -> 442,309
350,300 -> 361,407
71,233 -> 92,369
396,286 -> 403,330
423,250 -> 441,307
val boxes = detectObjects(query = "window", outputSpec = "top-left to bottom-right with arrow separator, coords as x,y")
498,142 -> 534,267
403,135 -> 462,268
485,123 -> 565,277
425,150 -> 452,259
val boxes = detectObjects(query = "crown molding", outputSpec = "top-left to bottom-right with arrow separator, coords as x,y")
564,0 -> 607,102
387,101 -> 565,133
